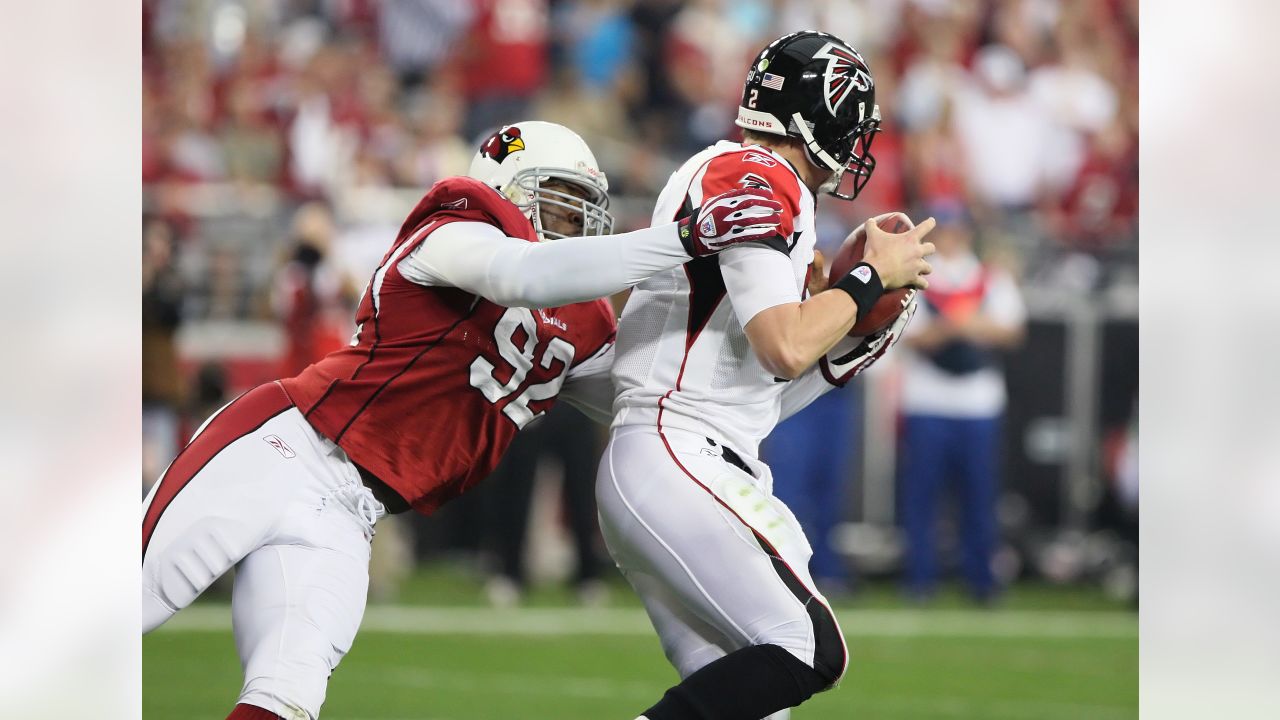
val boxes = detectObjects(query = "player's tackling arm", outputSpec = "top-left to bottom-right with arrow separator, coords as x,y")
401,221 -> 687,307
739,218 -> 937,380
400,189 -> 781,308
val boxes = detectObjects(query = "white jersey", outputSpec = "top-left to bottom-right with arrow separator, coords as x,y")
611,141 -> 818,456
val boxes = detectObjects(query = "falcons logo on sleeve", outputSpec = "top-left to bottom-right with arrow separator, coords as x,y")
738,172 -> 772,191
813,42 -> 873,117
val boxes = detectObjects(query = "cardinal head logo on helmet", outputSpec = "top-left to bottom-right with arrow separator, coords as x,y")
480,126 -> 525,163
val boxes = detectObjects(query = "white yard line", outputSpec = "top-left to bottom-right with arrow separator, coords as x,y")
196,685 -> 1131,720
340,666 -> 1132,720
348,666 -> 660,701
155,605 -> 1137,639
851,693 -> 1135,720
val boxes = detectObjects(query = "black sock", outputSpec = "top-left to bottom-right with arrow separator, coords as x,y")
641,644 -> 829,720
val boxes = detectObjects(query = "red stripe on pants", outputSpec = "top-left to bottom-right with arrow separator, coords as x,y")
142,382 -> 294,560
226,703 -> 283,719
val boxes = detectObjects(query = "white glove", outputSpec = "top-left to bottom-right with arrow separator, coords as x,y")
819,290 -> 918,386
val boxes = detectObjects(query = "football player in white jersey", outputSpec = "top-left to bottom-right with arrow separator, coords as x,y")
597,32 -> 938,719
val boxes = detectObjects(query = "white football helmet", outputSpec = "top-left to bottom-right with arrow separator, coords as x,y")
467,120 -> 613,241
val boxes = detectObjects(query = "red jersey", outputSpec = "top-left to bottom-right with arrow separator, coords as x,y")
280,177 -> 616,514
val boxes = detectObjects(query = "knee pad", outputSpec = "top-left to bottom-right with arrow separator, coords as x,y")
757,643 -> 829,702
806,603 -> 848,687
758,605 -> 847,688
642,643 -> 829,720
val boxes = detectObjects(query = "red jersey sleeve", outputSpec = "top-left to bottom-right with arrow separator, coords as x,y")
570,298 -> 617,369
694,149 -> 803,252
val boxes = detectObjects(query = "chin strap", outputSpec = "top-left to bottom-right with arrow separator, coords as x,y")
791,112 -> 842,172
790,108 -> 881,200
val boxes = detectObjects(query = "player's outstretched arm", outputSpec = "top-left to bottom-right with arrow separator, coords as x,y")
400,189 -> 782,309
736,218 -> 935,380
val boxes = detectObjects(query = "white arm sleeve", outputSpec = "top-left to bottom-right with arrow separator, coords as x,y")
718,245 -> 801,327
558,343 -> 617,426
398,221 -> 690,308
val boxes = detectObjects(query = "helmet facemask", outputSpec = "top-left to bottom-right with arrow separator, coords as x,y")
796,108 -> 881,201
509,167 -> 614,241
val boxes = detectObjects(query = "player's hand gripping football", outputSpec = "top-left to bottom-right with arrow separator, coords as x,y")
862,216 -> 937,290
678,188 -> 785,258
820,291 -> 919,385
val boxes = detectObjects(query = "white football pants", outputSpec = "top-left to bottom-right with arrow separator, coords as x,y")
142,382 -> 385,720
597,425 -> 848,715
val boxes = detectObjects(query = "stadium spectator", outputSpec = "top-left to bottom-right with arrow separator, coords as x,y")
558,0 -> 636,94
895,12 -> 969,133
950,44 -> 1053,266
392,89 -> 474,189
377,0 -> 475,89
664,0 -> 769,152
530,66 -> 641,191
219,77 -> 285,185
903,96 -> 970,211
774,0 -> 881,55
1043,118 -> 1137,257
897,205 -> 1026,603
626,0 -> 694,154
270,202 -> 357,377
142,217 -> 186,492
457,0 -> 551,139
1029,17 -> 1120,195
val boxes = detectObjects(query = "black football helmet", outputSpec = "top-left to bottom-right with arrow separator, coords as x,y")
736,31 -> 881,200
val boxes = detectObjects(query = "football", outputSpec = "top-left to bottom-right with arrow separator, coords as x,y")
827,212 -> 917,337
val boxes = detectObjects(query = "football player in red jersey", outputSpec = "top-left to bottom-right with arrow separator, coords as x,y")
141,120 -> 784,720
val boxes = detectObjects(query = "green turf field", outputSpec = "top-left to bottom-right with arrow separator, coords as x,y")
144,571 -> 1137,719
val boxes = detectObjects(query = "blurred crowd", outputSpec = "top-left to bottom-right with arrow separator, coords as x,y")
142,0 -> 1139,599
144,0 -> 1137,266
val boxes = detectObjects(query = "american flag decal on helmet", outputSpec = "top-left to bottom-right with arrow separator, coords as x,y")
813,42 -> 872,116
761,72 -> 785,91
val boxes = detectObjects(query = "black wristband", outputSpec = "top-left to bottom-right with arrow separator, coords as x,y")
832,262 -> 885,325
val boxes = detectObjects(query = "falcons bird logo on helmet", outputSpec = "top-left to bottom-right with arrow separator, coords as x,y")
480,126 -> 526,162
813,42 -> 873,117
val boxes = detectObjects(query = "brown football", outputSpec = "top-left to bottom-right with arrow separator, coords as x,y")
827,212 -> 916,337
